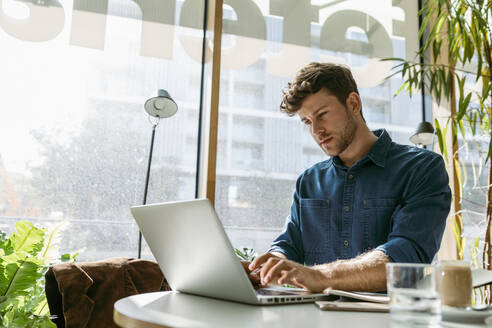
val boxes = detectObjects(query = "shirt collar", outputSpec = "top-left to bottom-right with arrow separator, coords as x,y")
332,129 -> 392,169
366,129 -> 392,167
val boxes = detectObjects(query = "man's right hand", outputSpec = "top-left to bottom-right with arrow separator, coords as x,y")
240,261 -> 261,285
241,252 -> 285,285
248,252 -> 285,270
247,252 -> 286,285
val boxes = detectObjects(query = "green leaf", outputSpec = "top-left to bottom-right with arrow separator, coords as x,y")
418,8 -> 432,40
28,287 -> 50,317
486,134 -> 492,164
0,232 -> 13,257
435,14 -> 447,38
434,118 -> 448,161
471,112 -> 478,135
0,254 -> 44,298
482,74 -> 492,100
476,57 -> 483,82
0,304 -> 15,327
451,216 -> 462,253
9,221 -> 46,256
60,253 -> 71,262
462,93 -> 472,113
0,220 -> 76,326
458,118 -> 466,140
40,221 -> 67,261
458,92 -> 472,121
460,237 -> 466,259
395,81 -> 409,97
4,306 -> 56,328
454,157 -> 463,200
456,74 -> 465,98
234,247 -> 256,262
60,249 -> 82,263
0,232 -> 7,246
379,57 -> 405,62
438,68 -> 448,97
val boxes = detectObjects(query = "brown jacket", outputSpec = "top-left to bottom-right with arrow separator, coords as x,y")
45,257 -> 171,328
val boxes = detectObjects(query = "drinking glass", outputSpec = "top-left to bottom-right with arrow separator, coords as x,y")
386,263 -> 441,326
439,260 -> 472,308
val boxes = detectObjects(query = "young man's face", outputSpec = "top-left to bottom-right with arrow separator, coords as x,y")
298,88 -> 358,157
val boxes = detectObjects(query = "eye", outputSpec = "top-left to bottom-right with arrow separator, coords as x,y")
302,120 -> 311,126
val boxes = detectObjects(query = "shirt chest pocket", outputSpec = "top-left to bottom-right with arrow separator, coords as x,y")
363,198 -> 398,249
299,198 -> 333,254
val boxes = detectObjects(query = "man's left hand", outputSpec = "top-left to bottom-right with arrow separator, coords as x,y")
259,257 -> 328,292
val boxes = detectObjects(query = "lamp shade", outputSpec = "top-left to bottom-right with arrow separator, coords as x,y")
144,89 -> 178,118
409,121 -> 435,145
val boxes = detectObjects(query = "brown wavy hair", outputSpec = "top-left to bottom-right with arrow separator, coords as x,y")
280,62 -> 360,117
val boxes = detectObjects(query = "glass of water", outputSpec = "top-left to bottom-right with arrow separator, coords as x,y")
386,263 -> 441,326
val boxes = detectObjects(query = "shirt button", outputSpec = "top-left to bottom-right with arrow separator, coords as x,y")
344,240 -> 349,247
344,205 -> 350,212
348,174 -> 354,179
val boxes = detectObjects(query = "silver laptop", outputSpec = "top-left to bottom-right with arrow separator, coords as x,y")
130,199 -> 329,305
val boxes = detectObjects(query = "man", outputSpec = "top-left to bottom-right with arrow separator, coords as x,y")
247,62 -> 451,292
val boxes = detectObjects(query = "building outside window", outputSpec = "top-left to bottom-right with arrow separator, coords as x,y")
0,0 -> 205,259
0,0 -> 425,259
215,0 -> 423,253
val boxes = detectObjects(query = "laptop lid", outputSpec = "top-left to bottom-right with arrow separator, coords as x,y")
130,199 -> 261,304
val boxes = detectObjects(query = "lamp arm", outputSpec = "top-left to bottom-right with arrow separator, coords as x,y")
138,123 -> 158,259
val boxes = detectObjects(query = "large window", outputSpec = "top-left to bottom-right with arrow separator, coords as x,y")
460,141 -> 488,261
214,0 -> 423,253
0,0 -> 424,259
0,0 -> 206,260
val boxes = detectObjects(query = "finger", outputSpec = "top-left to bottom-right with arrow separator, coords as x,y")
262,259 -> 291,285
277,269 -> 291,285
248,253 -> 268,271
249,253 -> 274,271
277,268 -> 297,286
323,287 -> 333,294
249,269 -> 261,284
259,258 -> 281,284
276,268 -> 312,291
291,277 -> 310,291
240,261 -> 261,284
290,275 -> 316,292
240,261 -> 251,273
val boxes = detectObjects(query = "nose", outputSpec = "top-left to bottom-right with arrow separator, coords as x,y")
311,119 -> 325,138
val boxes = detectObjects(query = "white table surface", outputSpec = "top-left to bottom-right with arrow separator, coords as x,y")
113,291 -> 389,327
113,291 -> 491,328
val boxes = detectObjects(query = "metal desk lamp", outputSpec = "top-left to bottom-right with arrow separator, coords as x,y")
409,121 -> 435,147
138,89 -> 178,259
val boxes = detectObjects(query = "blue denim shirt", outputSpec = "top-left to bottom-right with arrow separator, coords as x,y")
269,129 -> 451,265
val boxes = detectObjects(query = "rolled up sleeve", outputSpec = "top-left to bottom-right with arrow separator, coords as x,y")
376,154 -> 451,263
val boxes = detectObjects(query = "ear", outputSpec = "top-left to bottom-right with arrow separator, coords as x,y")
345,92 -> 362,117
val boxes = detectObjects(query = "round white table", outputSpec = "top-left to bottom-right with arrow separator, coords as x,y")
113,291 -> 392,328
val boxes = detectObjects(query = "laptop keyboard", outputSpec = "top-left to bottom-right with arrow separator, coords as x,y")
256,287 -> 310,296
256,289 -> 298,296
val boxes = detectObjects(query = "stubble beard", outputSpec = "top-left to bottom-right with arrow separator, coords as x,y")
323,110 -> 358,157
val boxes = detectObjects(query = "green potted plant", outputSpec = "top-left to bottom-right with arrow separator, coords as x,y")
0,220 -> 77,327
384,0 -> 491,271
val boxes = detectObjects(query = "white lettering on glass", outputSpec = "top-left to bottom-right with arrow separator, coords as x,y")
0,0 -> 414,83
